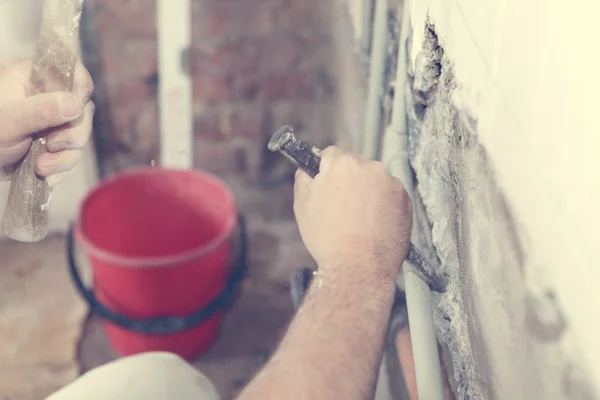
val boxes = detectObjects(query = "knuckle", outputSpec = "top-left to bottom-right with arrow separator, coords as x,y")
320,145 -> 341,159
340,151 -> 359,166
371,160 -> 387,172
84,72 -> 94,96
71,149 -> 83,164
391,176 -> 405,189
76,64 -> 95,98
37,95 -> 61,123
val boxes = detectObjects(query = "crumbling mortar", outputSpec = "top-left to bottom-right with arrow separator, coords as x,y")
402,13 -> 590,399
405,16 -> 485,399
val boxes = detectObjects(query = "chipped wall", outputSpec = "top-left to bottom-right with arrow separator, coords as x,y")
339,0 -> 600,399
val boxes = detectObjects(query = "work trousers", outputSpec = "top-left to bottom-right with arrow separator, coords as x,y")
45,352 -> 221,400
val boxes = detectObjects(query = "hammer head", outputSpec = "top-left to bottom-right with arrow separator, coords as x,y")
268,125 -> 295,152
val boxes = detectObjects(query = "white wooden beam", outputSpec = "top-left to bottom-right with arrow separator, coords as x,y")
157,0 -> 193,169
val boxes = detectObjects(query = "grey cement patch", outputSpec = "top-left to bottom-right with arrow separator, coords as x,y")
403,16 -> 593,400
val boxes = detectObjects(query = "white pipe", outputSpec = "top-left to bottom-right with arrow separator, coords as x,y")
382,2 -> 445,399
157,0 -> 193,169
362,0 -> 388,160
362,1 -> 395,398
361,0 -> 374,53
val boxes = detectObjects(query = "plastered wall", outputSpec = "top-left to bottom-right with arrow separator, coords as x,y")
342,0 -> 600,398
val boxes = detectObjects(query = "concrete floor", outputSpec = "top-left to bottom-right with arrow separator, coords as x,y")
0,177 -> 316,400
0,236 -> 87,400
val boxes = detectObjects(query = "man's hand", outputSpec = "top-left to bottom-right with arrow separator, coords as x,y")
293,146 -> 412,280
0,60 -> 94,186
240,147 -> 413,400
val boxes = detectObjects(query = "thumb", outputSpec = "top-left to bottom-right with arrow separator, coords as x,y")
293,168 -> 312,205
0,92 -> 83,143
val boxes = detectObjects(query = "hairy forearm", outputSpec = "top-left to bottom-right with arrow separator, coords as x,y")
238,259 -> 398,400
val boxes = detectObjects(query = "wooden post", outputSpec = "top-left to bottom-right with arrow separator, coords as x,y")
157,0 -> 193,169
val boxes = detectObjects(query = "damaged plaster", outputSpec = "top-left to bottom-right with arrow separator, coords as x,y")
405,17 -> 594,400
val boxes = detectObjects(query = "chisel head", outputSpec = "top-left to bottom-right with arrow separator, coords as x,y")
268,126 -> 321,178
268,125 -> 295,152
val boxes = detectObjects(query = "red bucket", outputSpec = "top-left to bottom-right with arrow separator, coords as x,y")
68,167 -> 246,360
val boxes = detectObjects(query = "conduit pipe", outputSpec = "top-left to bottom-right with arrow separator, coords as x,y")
361,0 -> 445,397
361,0 -> 374,54
362,0 -> 388,160
362,1 -> 393,397
382,2 -> 445,399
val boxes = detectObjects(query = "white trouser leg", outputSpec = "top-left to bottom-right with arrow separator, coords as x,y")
45,352 -> 221,400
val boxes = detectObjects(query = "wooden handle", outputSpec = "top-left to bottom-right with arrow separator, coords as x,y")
1,0 -> 84,242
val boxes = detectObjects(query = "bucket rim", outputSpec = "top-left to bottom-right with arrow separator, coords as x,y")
74,166 -> 238,269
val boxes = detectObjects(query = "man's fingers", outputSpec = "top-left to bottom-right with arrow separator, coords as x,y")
318,146 -> 347,174
0,138 -> 32,167
293,168 -> 312,208
0,92 -> 83,143
35,148 -> 82,177
46,170 -> 74,188
46,101 -> 95,152
73,62 -> 94,102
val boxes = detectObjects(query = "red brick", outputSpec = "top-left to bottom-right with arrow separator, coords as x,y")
194,105 -> 267,141
227,105 -> 267,140
232,68 -> 262,100
267,102 -> 306,133
132,99 -> 161,164
193,71 -> 233,103
100,40 -> 157,87
88,0 -> 157,40
192,37 -> 266,101
104,96 -> 159,168
86,0 -> 336,177
272,0 -> 328,31
194,139 -> 244,176
263,67 -> 333,101
261,31 -> 329,70
121,40 -> 158,79
191,38 -> 264,74
192,1 -> 275,39
105,80 -> 155,115
194,108 -> 221,141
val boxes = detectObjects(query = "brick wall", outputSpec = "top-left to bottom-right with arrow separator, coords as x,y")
82,0 -> 337,179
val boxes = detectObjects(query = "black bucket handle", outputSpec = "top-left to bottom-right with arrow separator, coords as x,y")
68,215 -> 248,335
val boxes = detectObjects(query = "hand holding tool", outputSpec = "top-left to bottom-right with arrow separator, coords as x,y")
1,0 -> 84,242
268,125 -> 448,293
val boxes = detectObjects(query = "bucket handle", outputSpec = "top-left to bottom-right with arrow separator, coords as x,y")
67,215 -> 248,335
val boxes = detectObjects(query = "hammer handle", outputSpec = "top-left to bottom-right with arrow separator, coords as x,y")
1,0 -> 83,242
281,140 -> 321,179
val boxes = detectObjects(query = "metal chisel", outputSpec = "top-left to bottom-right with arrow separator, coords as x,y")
268,125 -> 448,293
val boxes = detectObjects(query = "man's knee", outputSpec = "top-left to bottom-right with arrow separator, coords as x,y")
46,352 -> 220,400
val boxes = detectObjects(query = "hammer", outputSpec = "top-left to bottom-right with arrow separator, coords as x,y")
268,125 -> 448,293
1,0 -> 84,242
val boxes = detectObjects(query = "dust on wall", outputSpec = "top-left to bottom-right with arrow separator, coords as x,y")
405,16 -> 595,400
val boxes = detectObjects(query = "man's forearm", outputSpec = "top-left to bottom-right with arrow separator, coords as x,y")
239,259 -> 398,400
